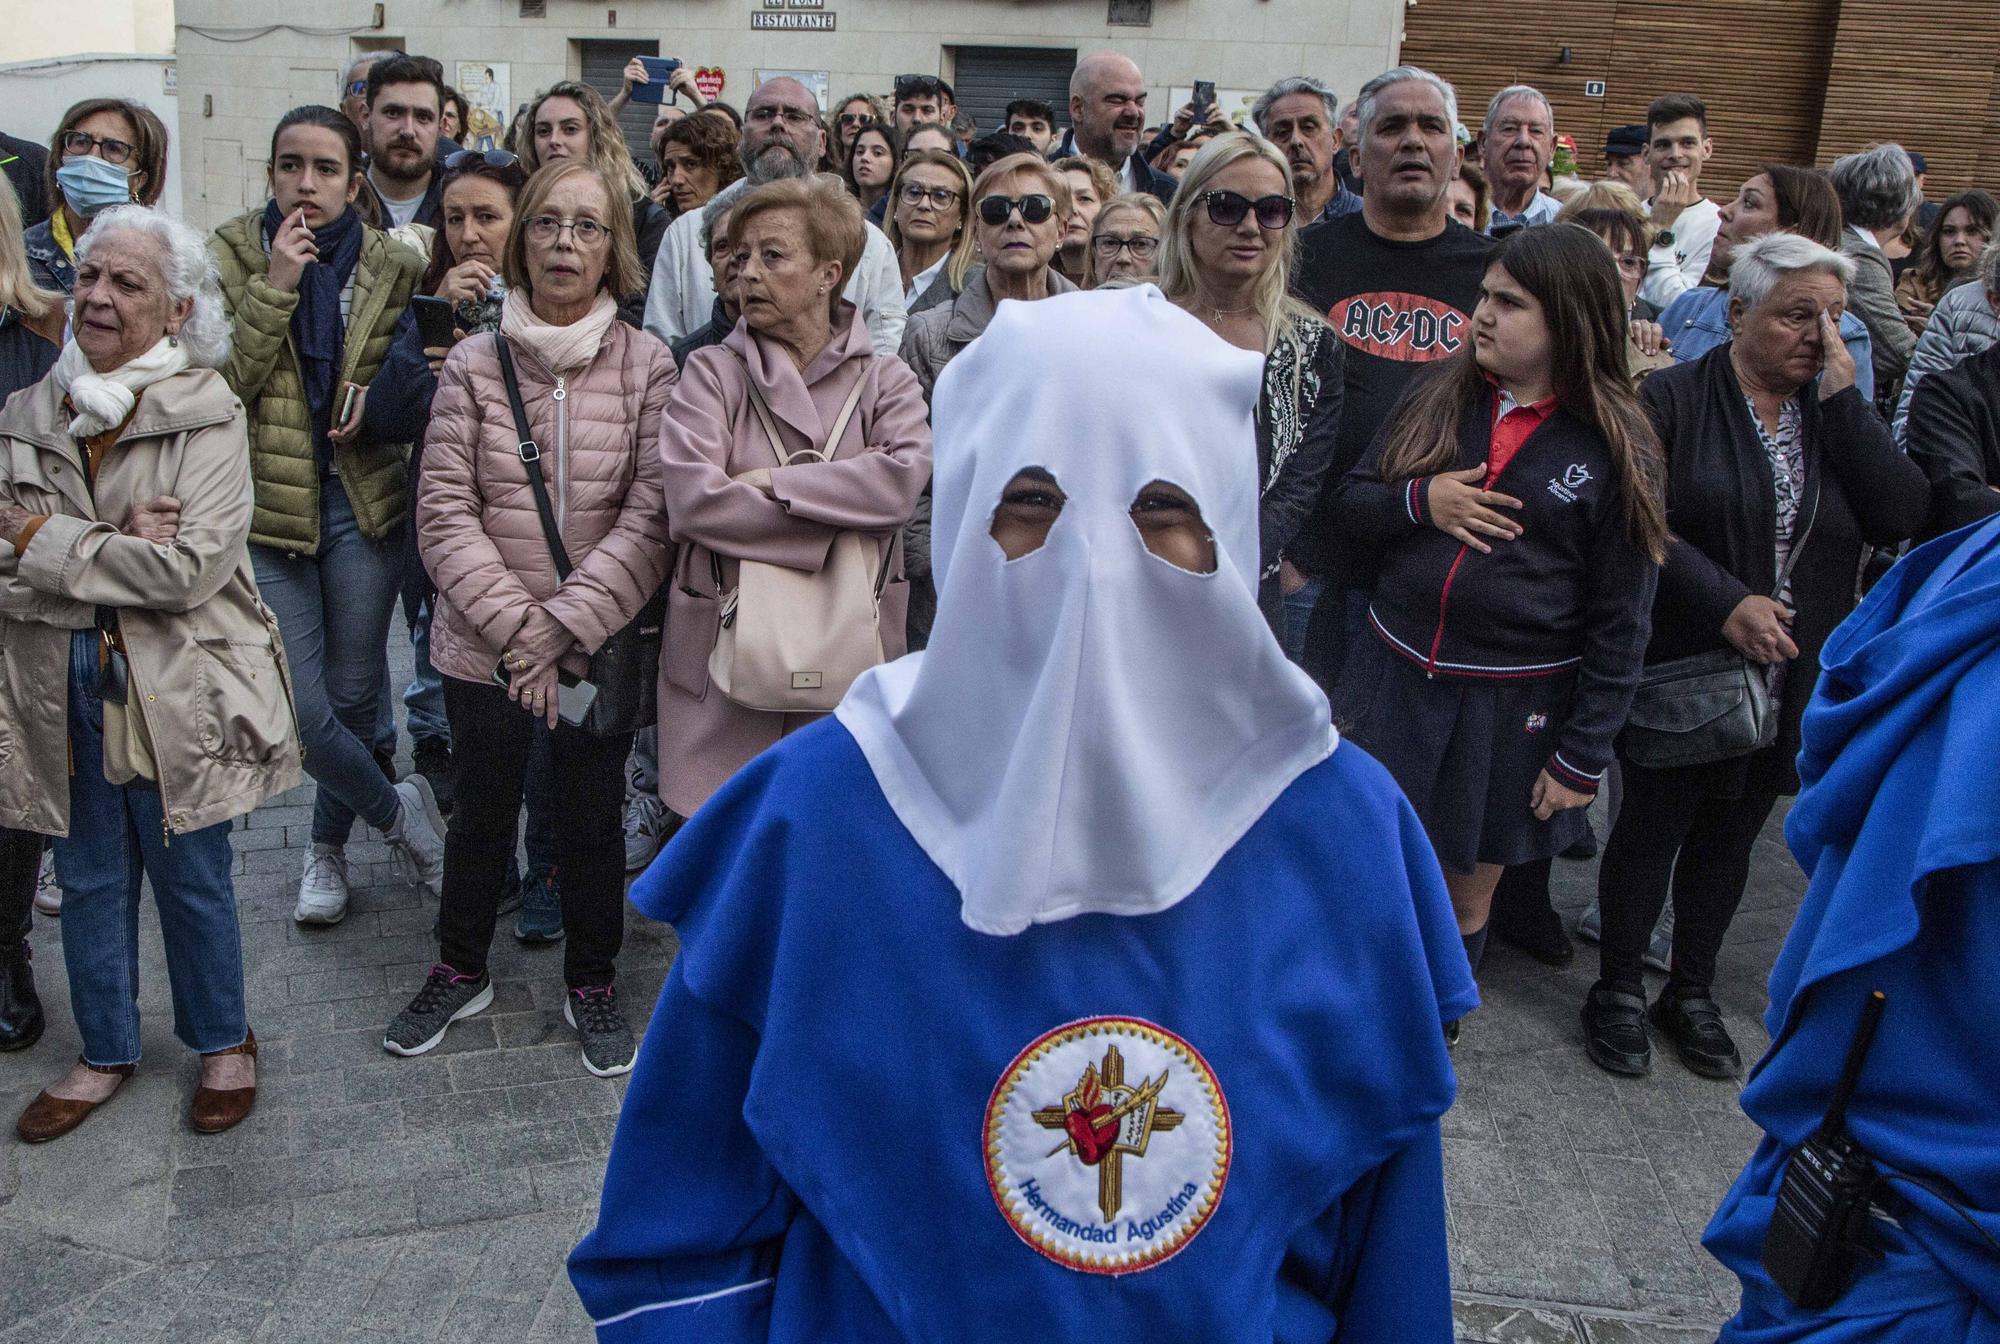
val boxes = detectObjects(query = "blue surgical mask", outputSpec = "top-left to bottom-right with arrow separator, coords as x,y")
56,154 -> 135,217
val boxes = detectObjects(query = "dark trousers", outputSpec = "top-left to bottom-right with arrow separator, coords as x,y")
1596,758 -> 1777,993
438,677 -> 631,989
0,827 -> 42,944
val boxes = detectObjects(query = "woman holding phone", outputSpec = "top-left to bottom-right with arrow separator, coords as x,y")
209,104 -> 447,929
393,161 -> 676,1078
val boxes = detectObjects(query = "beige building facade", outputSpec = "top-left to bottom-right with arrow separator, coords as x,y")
172,0 -> 1395,232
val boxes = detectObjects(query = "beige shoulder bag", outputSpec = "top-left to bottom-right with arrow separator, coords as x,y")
706,366 -> 888,713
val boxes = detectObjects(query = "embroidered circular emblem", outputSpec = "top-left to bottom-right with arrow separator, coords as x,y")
984,1016 -> 1230,1275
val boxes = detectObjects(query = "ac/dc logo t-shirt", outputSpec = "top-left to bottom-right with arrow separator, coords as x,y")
1291,213 -> 1492,579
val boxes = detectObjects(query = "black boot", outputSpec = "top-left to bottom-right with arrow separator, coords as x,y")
0,939 -> 45,1052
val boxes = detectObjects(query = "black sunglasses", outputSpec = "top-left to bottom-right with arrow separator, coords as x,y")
1201,190 -> 1295,230
895,75 -> 944,100
978,193 -> 1055,226
445,148 -> 520,171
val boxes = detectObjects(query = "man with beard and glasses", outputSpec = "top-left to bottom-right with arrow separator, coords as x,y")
364,55 -> 447,231
1289,66 -> 1491,689
1053,51 -> 1175,204
1479,86 -> 1560,235
641,77 -> 906,352
1252,76 -> 1360,226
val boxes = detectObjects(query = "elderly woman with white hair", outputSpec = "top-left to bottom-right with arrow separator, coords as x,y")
1581,233 -> 1928,1083
0,204 -> 303,1142
1831,142 -> 1924,405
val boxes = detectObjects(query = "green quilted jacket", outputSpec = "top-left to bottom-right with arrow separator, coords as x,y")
209,209 -> 425,553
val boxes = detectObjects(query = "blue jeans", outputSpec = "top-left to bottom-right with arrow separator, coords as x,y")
1280,576 -> 1324,666
51,630 -> 245,1065
251,479 -> 404,846
404,598 -> 450,745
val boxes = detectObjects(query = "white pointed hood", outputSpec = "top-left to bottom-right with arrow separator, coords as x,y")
836,285 -> 1336,936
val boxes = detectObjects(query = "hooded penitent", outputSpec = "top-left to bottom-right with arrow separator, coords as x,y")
837,284 -> 1336,935
1706,516 -> 2000,1343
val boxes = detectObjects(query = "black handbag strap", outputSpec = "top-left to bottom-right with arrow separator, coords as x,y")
495,333 -> 574,582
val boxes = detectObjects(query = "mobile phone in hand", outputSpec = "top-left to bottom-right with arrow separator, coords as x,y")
337,383 -> 359,428
632,57 -> 682,105
411,294 -> 457,349
1192,80 -> 1216,120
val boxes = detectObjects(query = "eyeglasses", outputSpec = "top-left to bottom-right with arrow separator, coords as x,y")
525,214 -> 610,246
1200,190 -> 1294,230
978,193 -> 1054,226
446,148 -> 521,171
895,75 -> 944,101
61,130 -> 136,166
899,182 -> 962,210
1092,234 -> 1160,259
347,80 -> 369,97
748,105 -> 816,128
1614,253 -> 1646,278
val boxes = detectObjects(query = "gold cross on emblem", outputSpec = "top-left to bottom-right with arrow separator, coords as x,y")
1031,1043 -> 1184,1222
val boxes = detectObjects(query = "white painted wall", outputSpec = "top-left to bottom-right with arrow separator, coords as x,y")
0,54 -> 184,218
0,0 -> 173,65
170,0 -> 1398,232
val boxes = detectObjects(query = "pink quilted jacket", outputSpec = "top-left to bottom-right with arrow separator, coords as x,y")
417,324 -> 677,684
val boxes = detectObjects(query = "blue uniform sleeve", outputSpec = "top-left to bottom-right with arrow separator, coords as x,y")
1273,1126 -> 1456,1343
566,964 -> 795,1343
359,306 -> 439,449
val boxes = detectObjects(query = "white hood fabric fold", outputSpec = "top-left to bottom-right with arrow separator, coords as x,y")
836,286 -> 1336,936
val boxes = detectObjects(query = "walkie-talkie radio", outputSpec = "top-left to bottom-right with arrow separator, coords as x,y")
1761,990 -> 1887,1309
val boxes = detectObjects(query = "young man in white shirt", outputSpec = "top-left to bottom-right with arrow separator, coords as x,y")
1637,93 -> 1720,310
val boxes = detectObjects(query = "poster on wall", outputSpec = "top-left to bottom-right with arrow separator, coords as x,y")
754,68 -> 830,112
457,62 -> 512,150
1167,86 -> 1259,130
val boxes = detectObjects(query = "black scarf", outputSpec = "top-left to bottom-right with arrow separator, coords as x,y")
263,200 -> 364,470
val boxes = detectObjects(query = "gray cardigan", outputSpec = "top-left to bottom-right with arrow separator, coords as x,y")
1840,229 -> 1918,399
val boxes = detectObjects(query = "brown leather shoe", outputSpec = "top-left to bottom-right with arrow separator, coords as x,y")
189,1029 -> 257,1135
16,1060 -> 135,1143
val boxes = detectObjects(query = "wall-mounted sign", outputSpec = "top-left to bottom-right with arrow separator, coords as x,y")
752,10 -> 835,28
458,62 -> 512,150
1584,79 -> 1607,97
694,66 -> 727,101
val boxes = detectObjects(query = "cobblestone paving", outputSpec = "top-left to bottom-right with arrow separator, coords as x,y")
0,665 -> 1801,1342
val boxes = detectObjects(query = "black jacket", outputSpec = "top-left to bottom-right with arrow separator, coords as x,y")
669,298 -> 733,369
1337,386 -> 1658,792
0,306 -> 57,406
1,132 -> 48,229
1904,341 -> 2000,542
1255,313 -> 1343,626
1051,133 -> 1176,204
1638,348 -> 1928,791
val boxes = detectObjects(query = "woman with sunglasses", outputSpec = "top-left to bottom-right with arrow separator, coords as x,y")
1333,223 -> 1670,1046
209,105 -> 448,928
828,93 -> 890,172
25,99 -> 170,301
1158,134 -> 1344,651
884,148 -> 974,314
1085,191 -> 1164,288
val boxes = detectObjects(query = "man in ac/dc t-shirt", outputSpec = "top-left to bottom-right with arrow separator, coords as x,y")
1290,67 -> 1491,687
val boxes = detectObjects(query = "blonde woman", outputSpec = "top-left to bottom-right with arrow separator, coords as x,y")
883,147 -> 975,313
518,80 -> 670,311
1085,191 -> 1164,287
1157,131 -> 1344,648
1051,154 -> 1116,284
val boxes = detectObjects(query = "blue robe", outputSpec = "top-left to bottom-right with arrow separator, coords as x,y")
569,719 -> 1476,1341
1706,517 -> 2000,1343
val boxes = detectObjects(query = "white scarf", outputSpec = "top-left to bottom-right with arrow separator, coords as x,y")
52,336 -> 189,437
499,288 -> 619,375
836,286 -> 1337,936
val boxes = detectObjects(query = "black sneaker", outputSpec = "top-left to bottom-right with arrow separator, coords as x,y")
1582,983 -> 1652,1076
564,986 -> 636,1077
514,867 -> 564,944
1649,988 -> 1742,1079
383,964 -> 493,1056
1442,1018 -> 1461,1050
412,736 -> 455,816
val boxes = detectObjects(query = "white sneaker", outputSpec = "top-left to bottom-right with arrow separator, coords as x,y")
295,844 -> 352,925
384,776 -> 448,900
33,850 -> 60,917
623,793 -> 670,873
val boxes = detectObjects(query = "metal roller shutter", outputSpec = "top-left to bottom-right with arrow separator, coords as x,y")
577,38 -> 661,165
950,47 -> 1078,143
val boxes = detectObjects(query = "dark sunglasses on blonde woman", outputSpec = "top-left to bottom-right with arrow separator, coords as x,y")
1201,190 -> 1296,230
978,194 -> 1054,226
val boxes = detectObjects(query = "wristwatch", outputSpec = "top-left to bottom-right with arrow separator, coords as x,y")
1653,229 -> 1675,248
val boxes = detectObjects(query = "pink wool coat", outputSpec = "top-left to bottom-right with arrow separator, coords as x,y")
659,305 -> 932,817
418,324 -> 677,685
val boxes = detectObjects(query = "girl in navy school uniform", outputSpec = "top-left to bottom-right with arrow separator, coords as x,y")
1332,223 -> 1669,1040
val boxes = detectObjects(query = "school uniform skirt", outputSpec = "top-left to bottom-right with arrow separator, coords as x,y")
1335,635 -> 1589,873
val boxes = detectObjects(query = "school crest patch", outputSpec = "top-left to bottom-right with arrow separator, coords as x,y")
984,1016 -> 1230,1275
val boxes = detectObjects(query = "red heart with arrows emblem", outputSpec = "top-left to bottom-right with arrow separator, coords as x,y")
693,67 -> 725,102
1064,1105 -> 1119,1165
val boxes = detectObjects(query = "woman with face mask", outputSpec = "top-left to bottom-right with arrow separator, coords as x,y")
24,99 -> 170,301
571,286 -> 1474,1341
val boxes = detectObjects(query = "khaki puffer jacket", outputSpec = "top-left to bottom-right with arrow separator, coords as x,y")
417,325 -> 677,684
0,368 -> 304,837
209,208 -> 425,554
